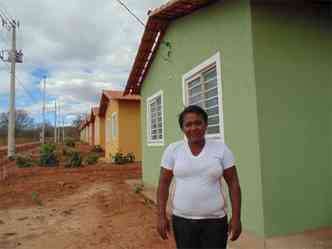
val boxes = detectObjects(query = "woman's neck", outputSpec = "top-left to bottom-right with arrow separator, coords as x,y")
188,139 -> 205,148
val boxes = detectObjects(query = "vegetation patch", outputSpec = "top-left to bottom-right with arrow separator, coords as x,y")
39,143 -> 58,167
83,153 -> 99,165
64,150 -> 82,168
16,153 -> 34,168
112,152 -> 135,164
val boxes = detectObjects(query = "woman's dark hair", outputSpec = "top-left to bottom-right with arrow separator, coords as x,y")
178,105 -> 208,129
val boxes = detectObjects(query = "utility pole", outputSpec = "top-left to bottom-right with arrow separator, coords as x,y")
62,115 -> 65,144
57,101 -> 61,143
42,76 -> 46,144
54,100 -> 57,144
7,20 -> 18,158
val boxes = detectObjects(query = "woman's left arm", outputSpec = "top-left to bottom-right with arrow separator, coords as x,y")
223,166 -> 242,241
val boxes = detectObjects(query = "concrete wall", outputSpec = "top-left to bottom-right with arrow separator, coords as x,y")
99,116 -> 105,149
251,2 -> 332,236
119,101 -> 141,161
140,0 -> 265,236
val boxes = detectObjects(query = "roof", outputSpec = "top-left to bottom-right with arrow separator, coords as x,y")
124,0 -> 218,95
92,107 -> 99,116
104,90 -> 140,101
99,90 -> 140,117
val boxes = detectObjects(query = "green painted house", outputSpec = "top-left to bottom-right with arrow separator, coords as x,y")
124,0 -> 332,241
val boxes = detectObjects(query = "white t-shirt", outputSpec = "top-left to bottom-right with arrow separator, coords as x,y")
161,139 -> 235,219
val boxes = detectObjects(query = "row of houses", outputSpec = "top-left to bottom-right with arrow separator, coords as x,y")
80,90 -> 141,161
80,0 -> 331,245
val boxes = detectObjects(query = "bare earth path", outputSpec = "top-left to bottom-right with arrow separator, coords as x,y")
0,164 -> 175,249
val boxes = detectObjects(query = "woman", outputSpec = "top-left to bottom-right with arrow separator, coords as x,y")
157,105 -> 242,249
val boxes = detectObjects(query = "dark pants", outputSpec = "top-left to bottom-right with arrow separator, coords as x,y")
172,215 -> 228,249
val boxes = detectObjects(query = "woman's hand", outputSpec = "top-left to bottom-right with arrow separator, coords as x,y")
228,217 -> 242,241
157,215 -> 170,240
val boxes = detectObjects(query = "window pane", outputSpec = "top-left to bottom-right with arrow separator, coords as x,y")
152,135 -> 157,140
208,116 -> 219,126
205,87 -> 218,99
205,79 -> 218,90
189,94 -> 203,105
207,125 -> 220,134
187,77 -> 200,89
156,96 -> 161,105
189,85 -> 202,96
195,101 -> 204,108
205,97 -> 218,108
206,106 -> 219,116
203,67 -> 217,81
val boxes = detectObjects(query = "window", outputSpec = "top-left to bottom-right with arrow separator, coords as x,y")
111,112 -> 117,138
182,52 -> 224,141
147,91 -> 164,146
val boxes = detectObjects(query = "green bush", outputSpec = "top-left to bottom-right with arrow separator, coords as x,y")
83,153 -> 99,165
112,152 -> 135,164
16,153 -> 34,168
65,151 -> 82,168
39,143 -> 58,167
64,138 -> 76,147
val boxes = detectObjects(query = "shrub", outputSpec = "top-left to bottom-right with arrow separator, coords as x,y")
125,152 -> 135,163
112,152 -> 135,164
39,143 -> 58,167
16,153 -> 34,168
65,151 -> 82,168
112,153 -> 125,164
83,153 -> 99,165
64,138 -> 76,147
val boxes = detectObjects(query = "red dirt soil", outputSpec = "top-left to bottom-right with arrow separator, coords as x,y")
0,159 -> 175,249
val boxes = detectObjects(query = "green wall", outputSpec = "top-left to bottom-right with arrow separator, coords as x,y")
251,3 -> 332,236
329,7 -> 332,225
140,0 -> 265,236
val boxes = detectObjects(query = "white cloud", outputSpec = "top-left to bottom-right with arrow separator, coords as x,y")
0,0 -> 168,119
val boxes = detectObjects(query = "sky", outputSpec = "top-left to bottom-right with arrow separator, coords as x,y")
0,0 -> 167,126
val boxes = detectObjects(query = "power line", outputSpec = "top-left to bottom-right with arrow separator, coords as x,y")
1,59 -> 39,104
114,0 -> 145,27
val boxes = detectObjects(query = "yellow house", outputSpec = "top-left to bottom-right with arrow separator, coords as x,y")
91,106 -> 105,149
80,118 -> 89,143
86,114 -> 94,146
99,90 -> 141,161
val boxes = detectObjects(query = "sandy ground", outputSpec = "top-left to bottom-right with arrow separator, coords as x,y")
0,163 -> 175,249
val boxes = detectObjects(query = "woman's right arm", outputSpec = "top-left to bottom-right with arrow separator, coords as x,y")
157,167 -> 173,240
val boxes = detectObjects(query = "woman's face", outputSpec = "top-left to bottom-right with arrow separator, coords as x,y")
182,112 -> 207,143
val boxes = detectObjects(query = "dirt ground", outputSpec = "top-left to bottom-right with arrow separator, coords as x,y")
0,160 -> 175,249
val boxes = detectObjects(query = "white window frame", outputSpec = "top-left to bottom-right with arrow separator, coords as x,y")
111,112 -> 117,139
146,90 -> 164,146
182,52 -> 225,142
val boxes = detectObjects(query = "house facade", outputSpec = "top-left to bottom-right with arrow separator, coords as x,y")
124,0 -> 331,240
91,107 -> 105,148
99,90 -> 142,161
